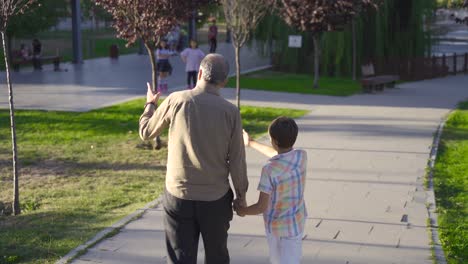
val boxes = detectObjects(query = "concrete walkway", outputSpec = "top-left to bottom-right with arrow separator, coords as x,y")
70,74 -> 468,264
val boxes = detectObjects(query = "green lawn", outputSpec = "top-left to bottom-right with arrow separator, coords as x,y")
433,101 -> 468,264
0,99 -> 308,264
227,70 -> 362,96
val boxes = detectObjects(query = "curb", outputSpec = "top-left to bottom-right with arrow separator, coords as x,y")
93,64 -> 272,111
228,64 -> 272,77
425,115 -> 450,264
56,196 -> 163,264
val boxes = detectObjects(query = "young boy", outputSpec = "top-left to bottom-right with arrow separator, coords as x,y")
235,116 -> 307,264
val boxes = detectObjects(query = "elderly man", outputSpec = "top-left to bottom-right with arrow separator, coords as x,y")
139,54 -> 248,264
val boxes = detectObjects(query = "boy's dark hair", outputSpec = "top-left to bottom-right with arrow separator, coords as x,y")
268,116 -> 298,149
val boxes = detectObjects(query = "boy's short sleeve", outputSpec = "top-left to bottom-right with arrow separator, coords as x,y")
257,164 -> 273,194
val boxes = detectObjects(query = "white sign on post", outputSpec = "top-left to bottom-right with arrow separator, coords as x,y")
288,35 -> 302,48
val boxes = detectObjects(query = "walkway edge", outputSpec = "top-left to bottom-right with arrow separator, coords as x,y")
93,64 -> 272,111
55,196 -> 163,264
425,114 -> 450,264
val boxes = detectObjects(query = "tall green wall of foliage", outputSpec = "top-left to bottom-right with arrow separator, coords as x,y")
255,0 -> 436,77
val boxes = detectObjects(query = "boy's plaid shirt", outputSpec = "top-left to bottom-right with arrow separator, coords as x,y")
258,149 -> 308,237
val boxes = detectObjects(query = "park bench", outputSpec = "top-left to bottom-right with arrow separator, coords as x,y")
361,63 -> 399,93
11,51 -> 61,72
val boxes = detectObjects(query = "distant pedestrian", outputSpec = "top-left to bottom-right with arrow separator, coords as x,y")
208,20 -> 218,53
180,40 -> 205,89
226,29 -> 231,43
236,117 -> 308,264
156,40 -> 176,93
32,38 -> 42,70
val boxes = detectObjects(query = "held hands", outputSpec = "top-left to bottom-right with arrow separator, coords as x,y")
233,198 -> 247,217
146,82 -> 161,104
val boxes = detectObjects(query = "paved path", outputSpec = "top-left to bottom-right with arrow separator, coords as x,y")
70,74 -> 468,264
0,41 -> 270,112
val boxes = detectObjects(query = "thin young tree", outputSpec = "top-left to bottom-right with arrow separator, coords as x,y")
352,18 -> 357,80
277,0 -> 377,88
1,0 -> 37,216
221,0 -> 270,108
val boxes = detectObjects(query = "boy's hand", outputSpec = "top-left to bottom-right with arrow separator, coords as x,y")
233,202 -> 246,217
243,129 -> 251,147
235,206 -> 246,217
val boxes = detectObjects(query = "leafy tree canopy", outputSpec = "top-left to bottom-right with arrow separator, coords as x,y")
96,0 -> 217,47
278,0 -> 378,33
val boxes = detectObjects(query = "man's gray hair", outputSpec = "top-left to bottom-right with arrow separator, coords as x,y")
200,54 -> 230,85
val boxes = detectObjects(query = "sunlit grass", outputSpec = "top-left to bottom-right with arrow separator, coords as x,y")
433,101 -> 468,264
227,70 -> 362,96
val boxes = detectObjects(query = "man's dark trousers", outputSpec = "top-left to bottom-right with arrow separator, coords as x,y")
164,189 -> 234,264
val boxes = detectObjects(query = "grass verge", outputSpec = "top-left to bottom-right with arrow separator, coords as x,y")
0,98 -> 308,264
433,101 -> 468,264
227,70 -> 362,96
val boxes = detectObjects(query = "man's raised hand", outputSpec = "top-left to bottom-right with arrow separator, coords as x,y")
147,82 -> 161,104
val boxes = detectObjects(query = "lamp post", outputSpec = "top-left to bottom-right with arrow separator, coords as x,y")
71,0 -> 83,64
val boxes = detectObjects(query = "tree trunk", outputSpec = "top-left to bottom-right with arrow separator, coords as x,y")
2,31 -> 20,216
312,34 -> 320,89
143,41 -> 161,148
235,46 -> 241,108
144,42 -> 158,92
352,19 -> 357,81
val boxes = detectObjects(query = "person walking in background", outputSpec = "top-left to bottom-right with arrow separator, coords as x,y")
180,39 -> 205,89
32,38 -> 42,70
139,54 -> 248,264
156,40 -> 177,94
236,117 -> 308,264
208,19 -> 218,53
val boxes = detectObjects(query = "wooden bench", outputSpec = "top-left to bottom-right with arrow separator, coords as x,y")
12,52 -> 61,72
361,63 -> 399,93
